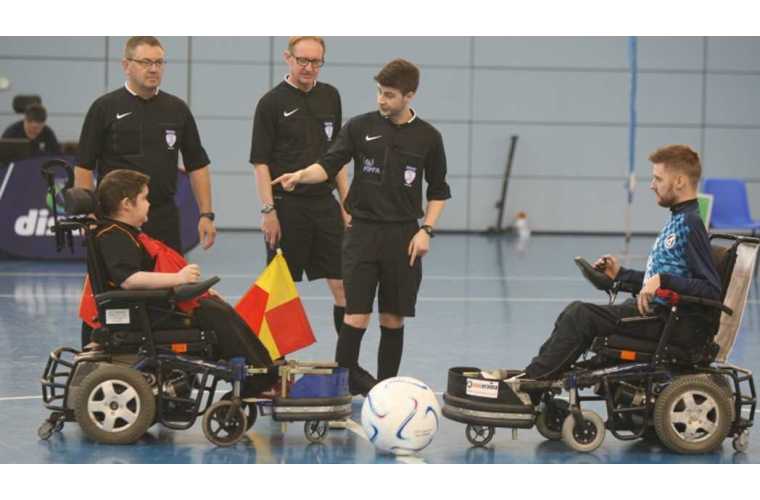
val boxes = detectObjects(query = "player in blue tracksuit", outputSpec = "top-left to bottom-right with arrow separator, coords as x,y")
524,145 -> 721,380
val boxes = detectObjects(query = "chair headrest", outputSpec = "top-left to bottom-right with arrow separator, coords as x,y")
63,187 -> 97,215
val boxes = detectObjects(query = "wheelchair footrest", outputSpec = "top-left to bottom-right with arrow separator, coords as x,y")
271,395 -> 353,422
442,393 -> 535,428
442,367 -> 535,428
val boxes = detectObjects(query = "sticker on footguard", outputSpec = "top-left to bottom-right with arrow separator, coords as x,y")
105,309 -> 130,325
466,378 -> 499,399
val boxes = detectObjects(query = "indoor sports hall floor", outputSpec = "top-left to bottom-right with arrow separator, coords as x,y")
1,233 -> 758,464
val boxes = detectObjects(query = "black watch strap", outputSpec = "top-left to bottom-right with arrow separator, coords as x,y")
420,224 -> 434,237
200,212 -> 215,221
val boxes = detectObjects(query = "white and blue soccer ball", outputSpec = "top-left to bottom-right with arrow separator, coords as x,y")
361,376 -> 441,455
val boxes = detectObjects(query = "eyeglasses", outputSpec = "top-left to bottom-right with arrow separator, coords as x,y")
290,55 -> 324,68
127,58 -> 167,69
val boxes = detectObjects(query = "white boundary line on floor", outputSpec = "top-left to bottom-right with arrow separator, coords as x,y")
0,272 -> 584,281
2,293 -> 758,305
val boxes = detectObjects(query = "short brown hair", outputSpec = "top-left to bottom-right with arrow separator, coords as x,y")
97,169 -> 150,217
124,36 -> 163,59
24,103 -> 47,123
288,36 -> 326,55
649,144 -> 702,187
374,59 -> 420,95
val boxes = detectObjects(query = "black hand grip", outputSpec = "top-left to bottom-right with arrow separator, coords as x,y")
574,257 -> 614,292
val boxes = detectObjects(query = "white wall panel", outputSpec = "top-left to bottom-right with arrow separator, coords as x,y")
0,37 -> 105,58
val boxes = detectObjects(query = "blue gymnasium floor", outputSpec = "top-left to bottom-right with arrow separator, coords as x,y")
1,233 -> 758,464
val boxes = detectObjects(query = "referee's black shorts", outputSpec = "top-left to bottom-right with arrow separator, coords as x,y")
342,219 -> 422,317
266,194 -> 343,282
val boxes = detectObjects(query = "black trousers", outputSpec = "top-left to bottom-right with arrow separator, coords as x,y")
525,299 -> 719,379
524,299 -> 712,380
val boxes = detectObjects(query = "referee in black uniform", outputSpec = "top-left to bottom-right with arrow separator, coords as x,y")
274,59 -> 451,395
250,36 -> 349,339
74,36 -> 216,254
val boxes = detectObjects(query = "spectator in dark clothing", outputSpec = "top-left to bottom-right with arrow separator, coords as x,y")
2,103 -> 61,156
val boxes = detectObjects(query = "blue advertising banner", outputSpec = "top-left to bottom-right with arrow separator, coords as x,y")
0,156 -> 200,260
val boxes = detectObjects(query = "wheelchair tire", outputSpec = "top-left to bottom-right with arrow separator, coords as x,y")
202,400 -> 248,447
697,373 -> 736,422
37,421 -> 55,441
465,424 -> 495,447
653,375 -> 731,454
74,364 -> 156,445
732,430 -> 750,453
561,410 -> 605,453
535,398 -> 569,441
304,420 -> 329,444
221,391 -> 257,431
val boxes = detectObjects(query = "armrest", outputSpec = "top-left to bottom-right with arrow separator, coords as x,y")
96,289 -> 171,303
174,276 -> 220,301
655,289 -> 733,316
617,315 -> 662,326
95,276 -> 220,305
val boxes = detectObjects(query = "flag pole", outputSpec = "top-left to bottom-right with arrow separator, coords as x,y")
624,36 -> 638,259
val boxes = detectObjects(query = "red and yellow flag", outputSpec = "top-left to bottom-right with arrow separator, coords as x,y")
235,251 -> 315,359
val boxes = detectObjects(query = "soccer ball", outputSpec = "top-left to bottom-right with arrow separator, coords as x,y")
361,376 -> 441,455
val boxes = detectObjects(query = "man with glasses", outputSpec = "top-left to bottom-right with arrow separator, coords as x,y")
250,37 -> 350,349
75,36 -> 216,254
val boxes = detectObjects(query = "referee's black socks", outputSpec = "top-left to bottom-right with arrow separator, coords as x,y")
378,325 -> 404,380
335,323 -> 365,368
332,305 -> 345,336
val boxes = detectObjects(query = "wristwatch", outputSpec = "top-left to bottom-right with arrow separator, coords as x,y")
420,224 -> 435,237
199,212 -> 215,221
261,203 -> 276,214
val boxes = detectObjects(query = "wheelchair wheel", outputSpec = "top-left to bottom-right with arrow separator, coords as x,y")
653,375 -> 731,454
561,410 -> 605,453
37,421 -> 56,440
697,373 -> 735,422
74,364 -> 156,445
304,420 -> 329,444
221,391 -> 257,431
535,398 -> 569,441
733,430 -> 750,453
202,400 -> 248,447
465,424 -> 495,447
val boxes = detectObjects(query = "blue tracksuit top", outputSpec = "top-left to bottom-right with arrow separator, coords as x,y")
617,199 -> 722,301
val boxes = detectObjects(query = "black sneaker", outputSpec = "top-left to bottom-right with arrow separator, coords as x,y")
349,365 -> 378,396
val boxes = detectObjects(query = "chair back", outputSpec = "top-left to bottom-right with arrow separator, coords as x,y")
711,234 -> 760,362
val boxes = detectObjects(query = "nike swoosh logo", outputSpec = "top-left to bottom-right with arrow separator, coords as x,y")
283,108 -> 299,117
116,112 -> 133,120
365,135 -> 382,142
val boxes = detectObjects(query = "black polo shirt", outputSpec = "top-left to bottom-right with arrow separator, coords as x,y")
78,85 -> 210,206
320,110 -> 451,222
95,219 -> 154,288
1,120 -> 61,156
250,79 -> 342,198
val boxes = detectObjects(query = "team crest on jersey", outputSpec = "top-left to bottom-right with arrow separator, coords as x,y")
665,233 -> 677,249
165,130 -> 176,150
323,121 -> 334,141
404,166 -> 417,187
